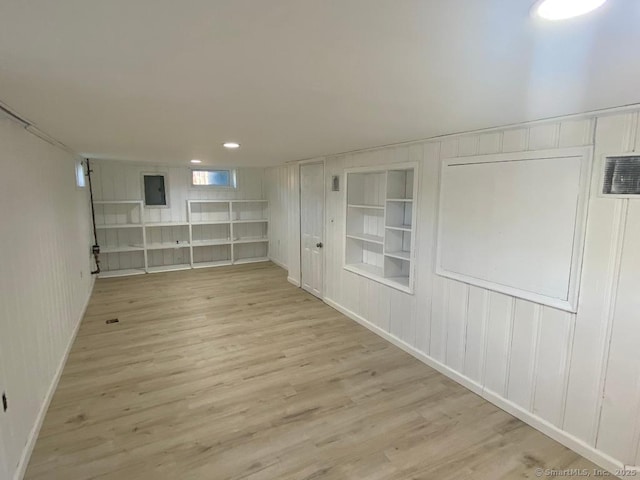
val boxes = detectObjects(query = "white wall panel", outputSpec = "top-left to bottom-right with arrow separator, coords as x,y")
458,135 -> 479,156
429,276 -> 449,363
562,112 -> 637,445
483,292 -> 513,396
93,161 -> 265,223
506,300 -> 539,411
445,281 -> 468,373
528,122 -> 560,150
597,201 -> 640,463
0,118 -> 93,480
92,160 -> 266,270
463,286 -> 488,384
413,142 -> 440,354
532,307 -> 572,427
477,132 -> 503,155
267,107 -> 640,472
502,128 -> 529,153
559,118 -> 594,148
264,165 -> 289,268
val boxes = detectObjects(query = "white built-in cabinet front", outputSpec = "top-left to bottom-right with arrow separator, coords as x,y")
95,200 -> 268,278
344,163 -> 418,293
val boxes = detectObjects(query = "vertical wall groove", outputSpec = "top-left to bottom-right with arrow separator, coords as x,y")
593,199 -> 628,446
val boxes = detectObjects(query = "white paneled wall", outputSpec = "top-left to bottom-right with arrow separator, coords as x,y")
264,165 -> 289,269
266,108 -> 640,473
92,161 -> 267,270
92,161 -> 265,221
0,118 -> 93,480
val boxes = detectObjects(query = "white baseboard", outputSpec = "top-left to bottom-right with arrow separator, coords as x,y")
287,276 -> 300,287
268,256 -> 288,271
13,277 -> 95,480
323,296 -> 628,478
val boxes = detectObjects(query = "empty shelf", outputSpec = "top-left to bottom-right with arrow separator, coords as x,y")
384,250 -> 410,261
232,219 -> 268,224
233,257 -> 270,265
233,237 -> 269,244
96,224 -> 143,229
385,225 -> 412,232
190,220 -> 231,225
346,233 -> 384,245
192,239 -> 232,247
98,268 -> 146,278
347,204 -> 385,210
386,276 -> 410,288
345,262 -> 384,277
147,264 -> 191,274
146,243 -> 190,250
101,246 -> 145,253
193,260 -> 232,269
145,222 -> 190,227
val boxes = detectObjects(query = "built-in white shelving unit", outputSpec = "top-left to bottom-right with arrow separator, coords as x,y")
95,201 -> 147,278
344,164 -> 417,293
97,199 -> 268,277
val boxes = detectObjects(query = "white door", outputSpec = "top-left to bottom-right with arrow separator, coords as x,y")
300,162 -> 324,298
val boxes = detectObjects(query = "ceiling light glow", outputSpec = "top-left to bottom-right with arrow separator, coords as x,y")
533,0 -> 607,20
223,142 -> 240,149
190,159 -> 202,164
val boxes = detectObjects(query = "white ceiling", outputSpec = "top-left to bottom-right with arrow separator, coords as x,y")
1,0 -> 639,167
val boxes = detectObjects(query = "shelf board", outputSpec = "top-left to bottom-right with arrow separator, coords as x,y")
347,204 -> 385,210
384,250 -> 411,261
192,239 -> 232,247
191,220 -> 231,225
94,200 -> 142,205
101,246 -> 145,254
193,260 -> 232,269
231,200 -> 268,203
188,200 -> 231,204
346,233 -> 384,245
233,256 -> 270,265
233,237 -> 269,244
147,264 -> 191,274
345,262 -> 384,278
145,222 -> 190,227
386,198 -> 413,202
386,275 -> 410,288
385,225 -> 412,232
96,224 -> 143,229
344,265 -> 412,293
232,219 -> 268,224
98,268 -> 146,278
146,243 -> 190,250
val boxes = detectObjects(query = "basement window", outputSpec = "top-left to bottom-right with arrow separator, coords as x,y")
192,169 -> 237,188
75,160 -> 86,188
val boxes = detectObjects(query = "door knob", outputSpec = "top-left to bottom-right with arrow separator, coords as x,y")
316,242 -> 323,248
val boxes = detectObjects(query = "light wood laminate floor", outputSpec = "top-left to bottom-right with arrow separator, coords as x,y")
26,262 -> 601,480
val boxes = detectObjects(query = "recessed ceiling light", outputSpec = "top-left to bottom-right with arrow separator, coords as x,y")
532,0 -> 607,20
223,142 -> 240,149
190,159 -> 202,164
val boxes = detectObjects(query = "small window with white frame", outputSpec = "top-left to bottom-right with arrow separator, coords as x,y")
75,159 -> 86,188
191,169 -> 237,188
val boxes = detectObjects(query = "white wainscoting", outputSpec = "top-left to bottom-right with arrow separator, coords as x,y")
0,117 -> 94,480
266,108 -> 640,473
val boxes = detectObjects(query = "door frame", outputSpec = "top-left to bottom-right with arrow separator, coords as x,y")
299,158 -> 326,298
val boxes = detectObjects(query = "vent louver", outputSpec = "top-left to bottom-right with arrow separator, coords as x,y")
603,155 -> 640,196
